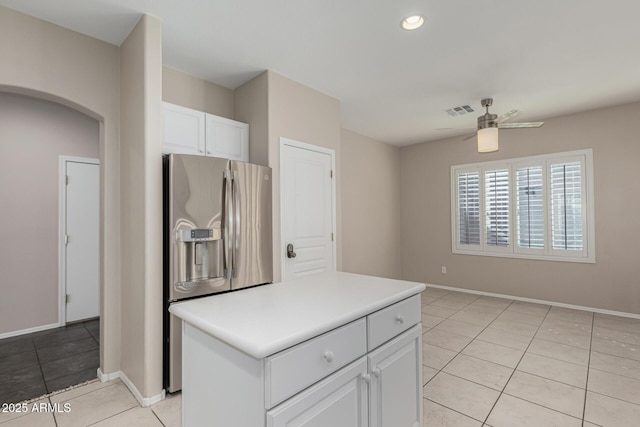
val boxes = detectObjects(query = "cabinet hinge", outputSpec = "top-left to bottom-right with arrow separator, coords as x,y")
64,234 -> 69,245
65,294 -> 69,304
331,233 -> 334,242
66,175 -> 69,185
330,170 -> 333,178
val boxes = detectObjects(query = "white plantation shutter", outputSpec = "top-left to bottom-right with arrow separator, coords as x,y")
516,166 -> 544,249
550,162 -> 583,251
451,149 -> 593,262
457,172 -> 480,245
485,169 -> 510,247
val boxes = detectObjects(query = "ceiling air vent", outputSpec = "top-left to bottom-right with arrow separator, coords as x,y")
445,105 -> 475,117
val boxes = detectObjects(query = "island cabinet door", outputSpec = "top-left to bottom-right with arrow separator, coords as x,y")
368,324 -> 423,427
266,357 -> 368,427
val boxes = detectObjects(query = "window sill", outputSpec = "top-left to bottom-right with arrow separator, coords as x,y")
452,249 -> 595,264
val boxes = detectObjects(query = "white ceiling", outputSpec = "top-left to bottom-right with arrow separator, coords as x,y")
2,0 -> 640,146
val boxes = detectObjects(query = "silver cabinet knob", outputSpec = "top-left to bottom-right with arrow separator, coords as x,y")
395,315 -> 405,324
372,368 -> 381,377
323,351 -> 334,362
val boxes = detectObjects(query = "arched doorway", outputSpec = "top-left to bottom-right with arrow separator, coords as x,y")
0,92 -> 102,403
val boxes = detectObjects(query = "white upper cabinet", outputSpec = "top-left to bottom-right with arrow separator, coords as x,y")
162,102 -> 206,155
162,102 -> 249,162
206,114 -> 249,161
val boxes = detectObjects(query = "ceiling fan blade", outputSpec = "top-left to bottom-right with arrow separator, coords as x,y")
498,122 -> 544,129
497,109 -> 520,123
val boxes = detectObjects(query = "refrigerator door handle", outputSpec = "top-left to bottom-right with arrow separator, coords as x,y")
232,170 -> 240,278
223,170 -> 232,279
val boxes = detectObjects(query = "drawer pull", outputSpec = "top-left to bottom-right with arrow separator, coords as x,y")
395,315 -> 405,324
372,368 -> 381,377
361,373 -> 371,384
323,351 -> 335,362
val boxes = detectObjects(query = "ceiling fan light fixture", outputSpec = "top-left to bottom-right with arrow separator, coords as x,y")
401,15 -> 424,30
477,127 -> 499,153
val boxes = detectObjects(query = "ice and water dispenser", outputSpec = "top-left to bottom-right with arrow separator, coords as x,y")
173,227 -> 224,292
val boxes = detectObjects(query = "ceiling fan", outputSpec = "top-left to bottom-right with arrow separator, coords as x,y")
465,98 -> 544,153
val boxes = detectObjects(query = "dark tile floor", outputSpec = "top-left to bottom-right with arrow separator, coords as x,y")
0,319 -> 99,404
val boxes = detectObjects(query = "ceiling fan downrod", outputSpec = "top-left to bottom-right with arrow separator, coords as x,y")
478,98 -> 498,130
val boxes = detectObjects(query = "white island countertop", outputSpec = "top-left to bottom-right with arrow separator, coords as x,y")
169,271 -> 425,359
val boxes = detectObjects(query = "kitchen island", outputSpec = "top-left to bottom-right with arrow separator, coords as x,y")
169,271 -> 425,427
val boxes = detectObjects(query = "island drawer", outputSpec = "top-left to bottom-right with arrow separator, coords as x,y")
265,318 -> 367,409
367,294 -> 420,350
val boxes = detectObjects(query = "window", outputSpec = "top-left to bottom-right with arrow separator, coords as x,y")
485,169 -> 510,248
457,172 -> 480,245
550,162 -> 583,251
516,166 -> 544,249
451,149 -> 595,262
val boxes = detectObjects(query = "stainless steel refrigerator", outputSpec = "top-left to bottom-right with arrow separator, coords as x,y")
163,153 -> 272,392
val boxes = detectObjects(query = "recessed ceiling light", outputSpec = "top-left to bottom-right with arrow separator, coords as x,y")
401,15 -> 424,31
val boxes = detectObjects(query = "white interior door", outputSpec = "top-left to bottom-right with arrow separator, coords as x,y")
281,140 -> 335,281
64,159 -> 100,323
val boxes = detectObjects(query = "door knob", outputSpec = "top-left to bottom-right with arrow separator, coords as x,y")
287,243 -> 297,259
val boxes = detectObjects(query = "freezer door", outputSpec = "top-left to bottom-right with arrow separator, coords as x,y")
168,154 -> 232,301
230,161 -> 273,288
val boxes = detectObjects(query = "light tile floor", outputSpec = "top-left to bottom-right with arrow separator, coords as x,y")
0,379 -> 180,427
2,288 -> 639,426
421,287 -> 640,427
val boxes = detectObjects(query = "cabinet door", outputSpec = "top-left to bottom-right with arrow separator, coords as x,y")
162,102 -> 206,155
206,114 -> 249,161
267,357 -> 368,427
368,324 -> 422,427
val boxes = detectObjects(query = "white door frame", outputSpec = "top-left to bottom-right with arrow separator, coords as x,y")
58,155 -> 100,326
279,137 -> 337,279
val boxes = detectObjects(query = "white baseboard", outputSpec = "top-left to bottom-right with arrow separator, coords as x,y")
425,283 -> 640,320
0,322 -> 61,340
97,369 -> 166,407
97,368 -> 120,382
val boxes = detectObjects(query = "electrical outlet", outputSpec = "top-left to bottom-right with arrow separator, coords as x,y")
441,265 -> 447,274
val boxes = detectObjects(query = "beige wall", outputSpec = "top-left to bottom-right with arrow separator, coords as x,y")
267,71 -> 343,280
119,15 -> 164,397
0,6 -> 121,373
400,101 -> 640,314
234,71 -> 342,280
341,129 -> 401,279
0,93 -> 99,335
162,66 -> 233,118
234,72 -> 269,166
